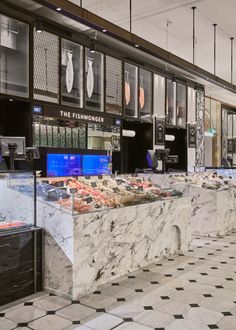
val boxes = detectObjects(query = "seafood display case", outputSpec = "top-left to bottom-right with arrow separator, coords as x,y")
0,171 -> 35,231
0,171 -> 42,306
37,173 -> 191,299
145,172 -> 236,237
37,174 -> 183,215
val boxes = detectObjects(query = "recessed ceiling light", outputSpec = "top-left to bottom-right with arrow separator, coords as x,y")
56,7 -> 61,11
102,29 -> 107,32
9,99 -> 14,102
134,44 -> 139,48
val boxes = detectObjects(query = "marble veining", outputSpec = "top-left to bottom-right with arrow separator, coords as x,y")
72,197 -> 191,298
39,196 -> 191,299
196,89 -> 205,167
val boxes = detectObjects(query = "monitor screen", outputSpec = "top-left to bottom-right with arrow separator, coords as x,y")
82,155 -> 111,176
47,153 -> 82,177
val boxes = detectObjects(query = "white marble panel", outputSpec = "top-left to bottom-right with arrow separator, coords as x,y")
72,197 -> 191,298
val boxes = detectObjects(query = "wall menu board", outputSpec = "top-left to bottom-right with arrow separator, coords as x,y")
155,117 -> 165,145
188,123 -> 197,148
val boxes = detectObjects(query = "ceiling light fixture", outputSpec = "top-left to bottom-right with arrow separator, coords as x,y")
172,76 -> 176,83
134,44 -> 139,48
56,7 -> 62,11
35,20 -> 43,33
89,38 -> 95,53
102,29 -> 107,32
9,99 -> 14,102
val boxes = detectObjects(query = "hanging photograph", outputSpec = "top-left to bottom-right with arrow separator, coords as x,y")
176,82 -> 187,127
0,14 -> 29,97
61,39 -> 83,107
124,62 -> 138,117
85,48 -> 104,112
139,68 -> 153,122
33,29 -> 59,103
166,79 -> 176,126
105,56 -> 122,114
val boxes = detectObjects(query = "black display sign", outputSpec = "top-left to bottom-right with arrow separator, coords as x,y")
69,188 -> 78,194
85,197 -> 93,204
155,118 -> 165,145
91,182 -> 97,188
227,139 -> 235,153
188,123 -> 197,148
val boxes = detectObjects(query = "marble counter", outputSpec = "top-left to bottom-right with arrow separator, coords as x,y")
142,174 -> 236,238
37,197 -> 191,299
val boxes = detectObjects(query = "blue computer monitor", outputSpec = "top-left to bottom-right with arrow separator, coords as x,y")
47,153 -> 82,177
82,155 -> 111,176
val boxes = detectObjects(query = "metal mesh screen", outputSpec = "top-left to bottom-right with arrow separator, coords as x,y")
33,29 -> 59,103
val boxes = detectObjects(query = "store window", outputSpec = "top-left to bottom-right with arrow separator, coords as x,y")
87,124 -> 120,151
105,56 -> 122,115
139,68 -> 152,122
124,62 -> 138,118
176,83 -> 187,127
32,116 -> 86,149
33,29 -> 59,103
166,79 -> 176,126
0,14 -> 29,97
61,39 -> 83,108
85,48 -> 104,112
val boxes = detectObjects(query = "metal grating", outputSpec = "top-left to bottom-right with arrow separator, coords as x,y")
153,74 -> 165,117
33,29 -> 59,103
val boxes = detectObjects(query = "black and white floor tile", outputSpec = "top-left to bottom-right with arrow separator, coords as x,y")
1,234 -> 236,330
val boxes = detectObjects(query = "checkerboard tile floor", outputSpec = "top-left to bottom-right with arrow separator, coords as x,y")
1,234 -> 236,330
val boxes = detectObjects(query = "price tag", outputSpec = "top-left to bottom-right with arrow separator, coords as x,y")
116,179 -> 122,185
126,185 -> 132,191
54,181 -> 64,187
98,175 -> 103,179
91,182 -> 97,188
69,188 -> 78,194
102,180 -> 108,185
85,197 -> 93,203
138,186 -> 143,192
113,187 -> 120,193
85,176 -> 91,179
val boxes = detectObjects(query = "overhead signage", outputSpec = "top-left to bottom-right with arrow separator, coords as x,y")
59,110 -> 105,123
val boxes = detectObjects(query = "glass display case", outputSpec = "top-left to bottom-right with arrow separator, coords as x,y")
0,14 -> 29,97
176,83 -> 187,128
34,29 -> 59,103
124,62 -> 138,118
139,68 -> 153,122
85,48 -> 104,112
32,116 -> 86,149
0,171 -> 35,231
166,79 -> 176,126
36,174 -> 183,216
105,56 -> 122,115
87,124 -> 120,151
61,39 -> 83,107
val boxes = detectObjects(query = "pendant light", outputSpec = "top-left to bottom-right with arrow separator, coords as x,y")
35,20 -> 43,33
